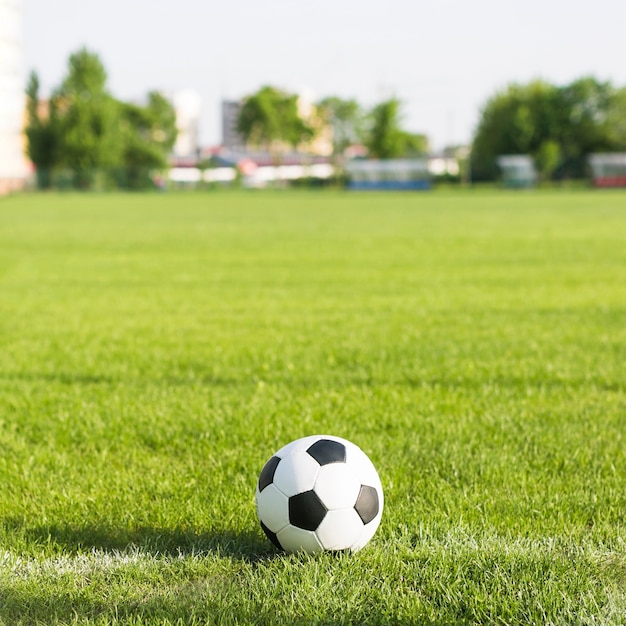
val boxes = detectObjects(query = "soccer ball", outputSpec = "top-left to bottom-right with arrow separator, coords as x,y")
255,435 -> 383,553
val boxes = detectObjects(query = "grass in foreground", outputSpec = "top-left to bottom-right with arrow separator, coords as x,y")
0,189 -> 624,625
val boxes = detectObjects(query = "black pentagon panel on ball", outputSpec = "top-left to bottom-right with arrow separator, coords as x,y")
260,521 -> 283,550
354,485 -> 379,524
258,456 -> 281,492
306,439 -> 346,466
289,490 -> 327,531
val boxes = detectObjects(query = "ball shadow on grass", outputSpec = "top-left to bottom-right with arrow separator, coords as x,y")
10,519 -> 278,562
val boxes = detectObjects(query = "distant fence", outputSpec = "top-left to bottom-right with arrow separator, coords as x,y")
20,155 -> 626,192
168,167 -> 237,186
26,167 -> 236,191
26,164 -> 338,191
27,167 -> 167,191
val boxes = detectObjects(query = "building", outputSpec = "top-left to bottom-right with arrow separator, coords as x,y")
222,100 -> 245,151
172,90 -> 202,158
221,93 -> 332,157
213,94 -> 334,187
0,0 -> 29,194
295,92 -> 332,157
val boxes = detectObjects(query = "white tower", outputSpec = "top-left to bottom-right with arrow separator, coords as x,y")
172,90 -> 202,158
0,0 -> 28,193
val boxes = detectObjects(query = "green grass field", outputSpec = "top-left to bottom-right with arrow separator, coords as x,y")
0,189 -> 624,625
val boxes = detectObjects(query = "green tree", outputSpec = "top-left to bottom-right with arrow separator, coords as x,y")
118,92 -> 177,189
237,86 -> 313,159
471,80 -> 558,181
402,131 -> 429,156
25,47 -> 180,190
366,98 -> 406,159
471,77 -> 624,181
606,87 -> 626,149
24,71 -> 60,188
555,77 -> 616,178
54,48 -> 121,188
364,98 -> 428,159
317,97 -> 365,156
535,140 -> 562,181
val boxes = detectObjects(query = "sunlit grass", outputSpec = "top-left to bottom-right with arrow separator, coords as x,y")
0,189 -> 624,625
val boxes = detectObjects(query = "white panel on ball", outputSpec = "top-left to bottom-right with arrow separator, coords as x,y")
255,484 -> 289,533
350,509 -> 383,552
316,508 -> 364,551
347,447 -> 381,485
273,451 -> 320,496
314,463 -> 361,510
274,435 -> 322,458
277,525 -> 323,553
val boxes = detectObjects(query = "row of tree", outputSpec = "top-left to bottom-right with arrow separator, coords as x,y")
235,85 -> 429,160
242,77 -> 626,182
26,48 -> 177,189
472,77 -> 626,181
25,48 -> 429,190
24,47 -> 626,188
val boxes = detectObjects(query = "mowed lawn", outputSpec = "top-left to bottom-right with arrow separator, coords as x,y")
0,189 -> 624,625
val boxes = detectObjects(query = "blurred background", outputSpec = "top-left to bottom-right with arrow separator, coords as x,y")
2,0 -> 626,192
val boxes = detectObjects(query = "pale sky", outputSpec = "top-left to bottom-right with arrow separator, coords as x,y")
22,0 -> 626,151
